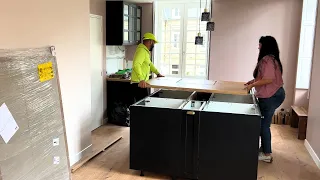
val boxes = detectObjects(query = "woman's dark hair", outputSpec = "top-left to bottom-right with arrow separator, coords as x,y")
253,36 -> 283,78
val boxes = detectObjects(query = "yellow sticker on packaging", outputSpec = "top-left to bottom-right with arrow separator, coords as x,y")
38,61 -> 54,82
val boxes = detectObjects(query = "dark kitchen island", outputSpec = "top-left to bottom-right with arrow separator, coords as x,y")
129,78 -> 262,180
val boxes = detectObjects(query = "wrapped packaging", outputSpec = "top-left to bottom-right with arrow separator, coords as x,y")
0,47 -> 70,180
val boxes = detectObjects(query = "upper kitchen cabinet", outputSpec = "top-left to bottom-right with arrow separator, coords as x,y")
106,1 -> 142,46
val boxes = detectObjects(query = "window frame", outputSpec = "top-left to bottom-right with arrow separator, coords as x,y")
154,0 -> 211,79
295,0 -> 318,90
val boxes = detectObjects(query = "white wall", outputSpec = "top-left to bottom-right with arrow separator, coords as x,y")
307,0 -> 320,165
106,46 -> 126,74
0,0 -> 93,166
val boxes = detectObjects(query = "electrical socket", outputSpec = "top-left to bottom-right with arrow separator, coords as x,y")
53,156 -> 60,165
53,138 -> 59,146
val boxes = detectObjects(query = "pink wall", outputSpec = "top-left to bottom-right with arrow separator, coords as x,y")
125,3 -> 154,61
209,0 -> 303,110
307,0 -> 320,163
0,0 -> 92,166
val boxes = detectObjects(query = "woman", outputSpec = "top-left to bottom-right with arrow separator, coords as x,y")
245,36 -> 286,163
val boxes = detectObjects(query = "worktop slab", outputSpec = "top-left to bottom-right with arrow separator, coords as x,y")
146,77 -> 248,95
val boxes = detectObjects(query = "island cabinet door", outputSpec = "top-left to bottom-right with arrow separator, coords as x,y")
129,98 -> 186,177
181,108 -> 200,179
198,111 -> 261,180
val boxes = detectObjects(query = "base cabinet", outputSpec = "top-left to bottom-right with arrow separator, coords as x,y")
130,89 -> 261,180
130,97 -> 186,177
199,104 -> 261,180
181,100 -> 205,179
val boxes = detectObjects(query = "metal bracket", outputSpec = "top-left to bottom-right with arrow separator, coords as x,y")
187,111 -> 195,115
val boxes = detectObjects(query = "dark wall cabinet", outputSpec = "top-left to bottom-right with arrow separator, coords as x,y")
130,90 -> 262,180
106,1 -> 142,45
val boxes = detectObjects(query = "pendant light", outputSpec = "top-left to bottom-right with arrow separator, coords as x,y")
206,19 -> 215,31
195,32 -> 204,45
201,0 -> 210,21
195,0 -> 203,45
206,1 -> 215,31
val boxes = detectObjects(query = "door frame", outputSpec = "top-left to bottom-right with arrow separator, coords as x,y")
90,14 -> 104,131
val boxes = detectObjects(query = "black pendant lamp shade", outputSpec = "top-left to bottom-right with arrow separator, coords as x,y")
195,33 -> 204,45
206,20 -> 215,31
201,8 -> 210,21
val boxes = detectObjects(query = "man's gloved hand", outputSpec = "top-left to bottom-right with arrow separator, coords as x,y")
157,73 -> 165,78
138,80 -> 148,88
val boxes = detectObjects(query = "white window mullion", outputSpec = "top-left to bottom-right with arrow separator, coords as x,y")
181,4 -> 187,78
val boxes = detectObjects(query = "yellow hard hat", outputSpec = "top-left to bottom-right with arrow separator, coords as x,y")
143,32 -> 158,43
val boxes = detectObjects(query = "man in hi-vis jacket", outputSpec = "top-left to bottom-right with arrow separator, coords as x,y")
131,32 -> 164,102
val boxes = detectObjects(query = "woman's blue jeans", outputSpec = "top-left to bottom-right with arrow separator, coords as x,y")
258,87 -> 285,154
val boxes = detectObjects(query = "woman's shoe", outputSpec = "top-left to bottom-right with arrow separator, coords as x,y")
258,152 -> 273,163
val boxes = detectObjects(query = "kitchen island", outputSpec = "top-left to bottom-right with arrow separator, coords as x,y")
129,77 -> 261,180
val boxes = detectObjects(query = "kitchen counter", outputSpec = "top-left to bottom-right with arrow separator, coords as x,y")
106,73 -> 153,83
106,77 -> 131,82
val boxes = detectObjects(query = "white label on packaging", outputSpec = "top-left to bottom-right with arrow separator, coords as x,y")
53,156 -> 60,165
53,138 -> 59,146
0,103 -> 19,144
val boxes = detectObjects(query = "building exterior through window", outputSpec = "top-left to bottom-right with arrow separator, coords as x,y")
154,1 -> 211,79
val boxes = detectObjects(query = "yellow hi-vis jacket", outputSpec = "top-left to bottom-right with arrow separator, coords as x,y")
131,43 -> 159,83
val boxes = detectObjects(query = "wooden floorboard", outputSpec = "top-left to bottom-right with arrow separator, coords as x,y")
72,124 -> 320,180
71,124 -> 125,172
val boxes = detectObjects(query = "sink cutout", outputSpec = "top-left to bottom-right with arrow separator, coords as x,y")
150,89 -> 193,100
136,97 -> 187,109
188,92 -> 212,101
203,101 -> 260,116
209,93 -> 254,104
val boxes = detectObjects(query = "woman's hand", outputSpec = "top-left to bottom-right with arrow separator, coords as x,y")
244,79 -> 254,86
244,79 -> 272,91
244,84 -> 254,92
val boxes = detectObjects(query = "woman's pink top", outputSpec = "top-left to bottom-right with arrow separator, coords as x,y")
254,55 -> 284,98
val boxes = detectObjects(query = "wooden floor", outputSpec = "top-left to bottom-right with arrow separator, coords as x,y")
71,124 -> 123,172
72,124 -> 320,180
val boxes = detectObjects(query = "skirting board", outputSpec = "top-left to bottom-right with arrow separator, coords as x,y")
304,140 -> 320,169
70,144 -> 93,166
71,136 -> 122,172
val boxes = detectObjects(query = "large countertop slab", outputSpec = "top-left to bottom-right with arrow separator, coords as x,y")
146,77 -> 249,95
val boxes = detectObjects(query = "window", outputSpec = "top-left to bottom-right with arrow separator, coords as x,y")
172,8 -> 180,19
296,0 -> 318,89
172,33 -> 179,47
154,1 -> 210,79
